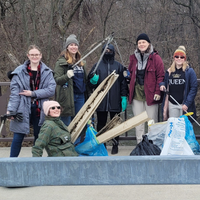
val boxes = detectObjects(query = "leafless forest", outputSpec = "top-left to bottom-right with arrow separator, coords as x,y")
1,0 -> 200,146
1,0 -> 200,77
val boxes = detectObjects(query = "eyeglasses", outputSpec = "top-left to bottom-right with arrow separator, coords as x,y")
174,56 -> 185,59
50,106 -> 61,110
29,54 -> 41,57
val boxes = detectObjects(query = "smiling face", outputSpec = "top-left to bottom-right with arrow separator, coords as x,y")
27,48 -> 42,65
174,55 -> 185,68
49,106 -> 61,117
67,43 -> 79,56
137,40 -> 150,53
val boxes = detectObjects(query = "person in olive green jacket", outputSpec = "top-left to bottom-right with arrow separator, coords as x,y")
32,100 -> 78,157
54,34 -> 88,126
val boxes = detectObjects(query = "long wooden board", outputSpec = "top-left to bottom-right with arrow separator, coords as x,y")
69,71 -> 119,143
96,111 -> 150,144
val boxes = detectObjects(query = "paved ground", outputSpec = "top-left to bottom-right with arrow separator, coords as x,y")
0,146 -> 133,157
1,147 -> 200,200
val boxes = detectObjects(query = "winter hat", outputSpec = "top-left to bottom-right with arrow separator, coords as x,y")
43,101 -> 60,116
65,34 -> 79,48
173,46 -> 186,59
136,33 -> 151,44
102,43 -> 115,55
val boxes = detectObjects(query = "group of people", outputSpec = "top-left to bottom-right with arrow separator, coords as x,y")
7,33 -> 198,157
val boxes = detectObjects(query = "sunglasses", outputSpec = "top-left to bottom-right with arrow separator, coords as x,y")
50,106 -> 61,110
174,56 -> 185,59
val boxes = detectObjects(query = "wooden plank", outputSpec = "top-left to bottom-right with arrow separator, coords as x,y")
97,111 -> 150,144
69,71 -> 117,131
96,114 -> 123,136
70,73 -> 118,143
69,72 -> 119,143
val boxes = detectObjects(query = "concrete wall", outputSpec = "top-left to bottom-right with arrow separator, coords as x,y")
1,156 -> 200,187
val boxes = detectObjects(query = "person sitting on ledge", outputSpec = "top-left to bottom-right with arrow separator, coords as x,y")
32,100 -> 78,157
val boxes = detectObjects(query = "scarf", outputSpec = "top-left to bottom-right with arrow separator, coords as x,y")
134,44 -> 154,70
27,64 -> 41,117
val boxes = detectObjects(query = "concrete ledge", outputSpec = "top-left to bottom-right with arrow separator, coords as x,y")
0,156 -> 200,187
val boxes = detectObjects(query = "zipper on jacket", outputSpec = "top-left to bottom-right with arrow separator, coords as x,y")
106,61 -> 111,111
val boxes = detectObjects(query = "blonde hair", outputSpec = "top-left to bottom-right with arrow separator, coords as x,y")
169,60 -> 188,72
60,49 -> 84,67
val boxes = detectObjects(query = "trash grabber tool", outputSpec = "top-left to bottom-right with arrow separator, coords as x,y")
0,115 -> 7,135
165,90 -> 200,127
0,112 -> 23,135
90,32 -> 114,76
71,32 -> 114,69
113,39 -> 130,78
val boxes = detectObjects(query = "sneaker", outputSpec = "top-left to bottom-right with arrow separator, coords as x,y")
111,145 -> 118,154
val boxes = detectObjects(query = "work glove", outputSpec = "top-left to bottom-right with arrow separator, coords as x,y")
90,74 -> 99,85
154,94 -> 160,101
121,96 -> 127,111
67,69 -> 74,78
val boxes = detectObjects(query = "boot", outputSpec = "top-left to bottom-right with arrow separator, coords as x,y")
111,137 -> 119,154
111,144 -> 118,154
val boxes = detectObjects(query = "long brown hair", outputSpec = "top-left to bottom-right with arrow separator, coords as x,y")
60,49 -> 84,67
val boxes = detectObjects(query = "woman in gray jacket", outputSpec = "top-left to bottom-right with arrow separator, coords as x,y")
7,45 -> 56,157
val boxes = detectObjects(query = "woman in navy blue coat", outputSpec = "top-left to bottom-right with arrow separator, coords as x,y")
160,46 -> 197,122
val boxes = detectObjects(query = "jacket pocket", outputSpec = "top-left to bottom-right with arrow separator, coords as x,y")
146,68 -> 156,92
58,143 -> 78,156
60,135 -> 71,144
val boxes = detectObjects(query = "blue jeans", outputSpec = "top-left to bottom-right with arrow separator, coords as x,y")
61,93 -> 85,126
61,116 -> 71,126
10,103 -> 41,157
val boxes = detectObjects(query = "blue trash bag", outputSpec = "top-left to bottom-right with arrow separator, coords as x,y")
75,125 -> 108,156
180,115 -> 200,154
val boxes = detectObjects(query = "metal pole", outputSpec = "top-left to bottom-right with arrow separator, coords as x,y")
169,93 -> 200,127
71,33 -> 114,69
91,33 -> 114,75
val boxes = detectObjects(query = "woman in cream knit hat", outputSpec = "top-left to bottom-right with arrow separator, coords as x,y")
160,46 -> 198,122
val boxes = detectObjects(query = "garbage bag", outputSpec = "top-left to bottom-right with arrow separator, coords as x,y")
161,117 -> 194,155
180,115 -> 200,154
147,121 -> 168,150
130,135 -> 161,156
75,125 -> 108,156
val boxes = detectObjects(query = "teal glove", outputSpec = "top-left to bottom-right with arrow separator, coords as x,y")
90,74 -> 99,85
121,96 -> 127,111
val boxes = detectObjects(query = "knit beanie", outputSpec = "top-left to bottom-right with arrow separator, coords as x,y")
173,46 -> 186,59
136,33 -> 151,44
65,34 -> 79,48
43,101 -> 60,116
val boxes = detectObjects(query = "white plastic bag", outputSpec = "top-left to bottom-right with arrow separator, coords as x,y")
161,117 -> 194,155
147,121 -> 168,150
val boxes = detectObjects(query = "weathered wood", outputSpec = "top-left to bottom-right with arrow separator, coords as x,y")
96,114 -> 123,136
69,71 -> 119,143
97,111 -> 150,144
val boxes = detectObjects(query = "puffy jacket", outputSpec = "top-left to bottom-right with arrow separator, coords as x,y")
54,56 -> 88,117
159,66 -> 198,121
88,44 -> 128,112
7,60 -> 56,134
32,116 -> 78,157
128,51 -> 165,105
